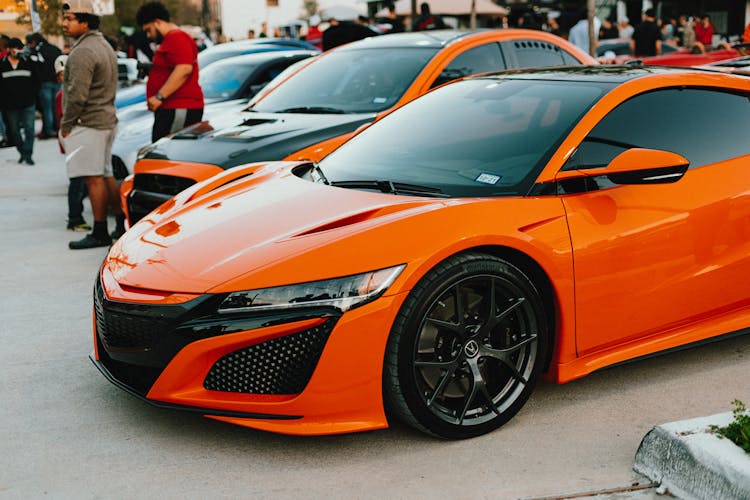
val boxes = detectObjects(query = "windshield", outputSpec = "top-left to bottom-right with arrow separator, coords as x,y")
198,48 -> 247,68
200,60 -> 257,100
246,57 -> 316,107
252,47 -> 437,114
320,78 -> 612,197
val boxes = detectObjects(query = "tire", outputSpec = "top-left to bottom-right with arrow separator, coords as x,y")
383,252 -> 548,439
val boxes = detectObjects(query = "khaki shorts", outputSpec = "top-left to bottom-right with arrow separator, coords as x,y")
62,126 -> 116,178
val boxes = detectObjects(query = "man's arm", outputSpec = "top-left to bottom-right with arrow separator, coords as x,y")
147,63 -> 193,111
655,39 -> 662,56
61,47 -> 95,135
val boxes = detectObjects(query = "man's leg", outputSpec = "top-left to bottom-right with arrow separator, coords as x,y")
68,127 -> 118,249
0,109 -> 6,144
2,111 -> 13,147
4,109 -> 22,160
151,108 -> 204,143
69,176 -> 112,249
40,83 -> 59,137
85,176 -> 109,221
152,108 -> 175,143
20,105 -> 36,163
67,176 -> 89,230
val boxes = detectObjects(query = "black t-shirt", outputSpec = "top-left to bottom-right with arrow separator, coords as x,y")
632,20 -> 661,56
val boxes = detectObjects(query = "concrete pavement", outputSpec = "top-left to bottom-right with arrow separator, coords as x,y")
1,136 -> 749,499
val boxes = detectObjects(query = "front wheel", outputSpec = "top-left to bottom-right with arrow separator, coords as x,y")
384,252 -> 549,439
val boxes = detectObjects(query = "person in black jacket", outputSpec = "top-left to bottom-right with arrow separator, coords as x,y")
26,32 -> 62,139
414,2 -> 446,31
0,38 -> 40,164
322,16 -> 378,51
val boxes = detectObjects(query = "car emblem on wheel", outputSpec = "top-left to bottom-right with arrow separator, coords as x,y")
463,340 -> 480,358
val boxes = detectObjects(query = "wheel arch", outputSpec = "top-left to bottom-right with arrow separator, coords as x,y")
445,244 -> 558,371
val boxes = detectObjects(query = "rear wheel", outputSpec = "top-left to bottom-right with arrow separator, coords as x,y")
384,252 -> 548,439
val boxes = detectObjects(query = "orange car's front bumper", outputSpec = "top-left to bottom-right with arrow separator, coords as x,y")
92,274 -> 409,435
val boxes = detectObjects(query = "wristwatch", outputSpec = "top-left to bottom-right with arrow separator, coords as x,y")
155,92 -> 166,101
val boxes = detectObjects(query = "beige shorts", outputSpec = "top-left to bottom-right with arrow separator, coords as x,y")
62,126 -> 116,178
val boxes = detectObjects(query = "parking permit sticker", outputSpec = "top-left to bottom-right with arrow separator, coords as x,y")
373,97 -> 387,104
475,173 -> 501,185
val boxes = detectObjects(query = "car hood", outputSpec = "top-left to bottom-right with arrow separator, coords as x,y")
112,99 -> 251,172
106,162 -> 445,294
115,99 -> 247,145
142,111 -> 375,168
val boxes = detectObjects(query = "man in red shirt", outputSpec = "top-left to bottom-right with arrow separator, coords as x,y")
136,2 -> 204,142
694,14 -> 714,47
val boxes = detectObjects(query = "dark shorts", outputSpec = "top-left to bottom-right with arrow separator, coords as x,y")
152,108 -> 204,143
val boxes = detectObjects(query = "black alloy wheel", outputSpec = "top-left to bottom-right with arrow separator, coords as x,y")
384,252 -> 548,439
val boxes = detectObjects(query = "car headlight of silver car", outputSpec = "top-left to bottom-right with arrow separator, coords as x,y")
218,265 -> 406,314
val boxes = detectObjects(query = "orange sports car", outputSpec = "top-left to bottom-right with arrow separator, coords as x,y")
93,66 -> 750,439
121,29 -> 595,224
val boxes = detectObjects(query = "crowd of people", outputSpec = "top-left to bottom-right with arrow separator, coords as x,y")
1,0 -> 204,249
512,7 -> 745,58
240,3 -> 750,59
0,32 -> 62,162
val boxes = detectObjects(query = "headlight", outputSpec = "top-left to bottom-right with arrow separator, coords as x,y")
218,265 -> 405,314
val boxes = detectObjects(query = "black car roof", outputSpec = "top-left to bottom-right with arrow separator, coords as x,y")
337,30 -> 485,50
208,49 -> 317,66
474,65 -> 718,84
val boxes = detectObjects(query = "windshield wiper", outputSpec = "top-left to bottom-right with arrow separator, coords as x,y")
330,180 -> 448,198
310,162 -> 330,185
277,106 -> 346,114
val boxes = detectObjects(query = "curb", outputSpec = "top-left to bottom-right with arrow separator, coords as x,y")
634,412 -> 750,499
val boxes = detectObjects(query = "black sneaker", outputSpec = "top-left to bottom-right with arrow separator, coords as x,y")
24,158 -> 34,165
69,233 -> 112,250
110,227 -> 126,240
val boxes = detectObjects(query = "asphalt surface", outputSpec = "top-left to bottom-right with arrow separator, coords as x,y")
1,135 -> 749,499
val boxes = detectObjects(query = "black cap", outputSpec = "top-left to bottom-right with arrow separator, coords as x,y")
7,38 -> 23,49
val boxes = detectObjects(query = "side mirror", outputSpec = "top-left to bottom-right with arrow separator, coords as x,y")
557,148 -> 689,185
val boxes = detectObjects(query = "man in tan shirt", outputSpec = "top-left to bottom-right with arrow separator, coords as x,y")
61,0 -> 125,249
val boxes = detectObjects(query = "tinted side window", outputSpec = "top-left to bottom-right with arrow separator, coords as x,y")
565,88 -> 750,170
431,43 -> 505,88
246,60 -> 299,97
561,49 -> 583,65
513,40 -> 566,67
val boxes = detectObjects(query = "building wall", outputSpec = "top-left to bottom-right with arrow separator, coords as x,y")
221,0 -> 305,40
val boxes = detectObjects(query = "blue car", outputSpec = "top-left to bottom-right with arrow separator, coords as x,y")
115,38 -> 320,108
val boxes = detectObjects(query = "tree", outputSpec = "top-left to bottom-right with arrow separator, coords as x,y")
15,0 -> 64,36
587,0 -> 596,57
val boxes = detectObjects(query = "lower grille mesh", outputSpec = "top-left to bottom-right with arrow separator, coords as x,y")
203,320 -> 335,394
94,282 -> 165,351
133,173 -> 196,196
